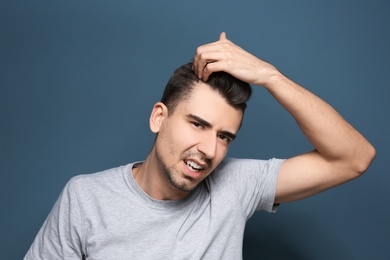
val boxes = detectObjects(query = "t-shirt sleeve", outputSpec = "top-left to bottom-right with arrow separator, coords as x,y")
212,158 -> 285,220
24,179 -> 85,259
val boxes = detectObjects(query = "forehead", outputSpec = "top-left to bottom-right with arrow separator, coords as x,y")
174,82 -> 243,131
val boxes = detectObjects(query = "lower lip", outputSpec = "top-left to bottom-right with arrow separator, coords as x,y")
183,161 -> 203,179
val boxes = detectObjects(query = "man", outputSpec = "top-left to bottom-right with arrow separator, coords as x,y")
25,33 -> 375,259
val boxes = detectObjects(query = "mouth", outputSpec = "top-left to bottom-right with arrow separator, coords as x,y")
184,160 -> 204,172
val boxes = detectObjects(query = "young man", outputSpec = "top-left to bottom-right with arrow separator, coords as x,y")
25,33 -> 375,259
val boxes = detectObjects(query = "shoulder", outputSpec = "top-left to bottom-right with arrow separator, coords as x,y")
208,158 -> 285,191
70,164 -> 126,183
66,163 -> 133,197
206,158 -> 285,214
214,157 -> 285,175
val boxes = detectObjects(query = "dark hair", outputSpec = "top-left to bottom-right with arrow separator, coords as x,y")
161,62 -> 252,115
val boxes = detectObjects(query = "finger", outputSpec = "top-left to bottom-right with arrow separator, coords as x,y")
194,51 -> 209,79
193,50 -> 204,78
202,61 -> 227,81
192,55 -> 198,76
195,51 -> 227,79
193,34 -> 229,78
192,52 -> 201,79
219,32 -> 227,41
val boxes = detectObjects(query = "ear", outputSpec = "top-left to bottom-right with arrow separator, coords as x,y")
149,102 -> 168,133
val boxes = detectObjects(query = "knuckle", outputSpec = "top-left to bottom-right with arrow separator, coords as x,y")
196,47 -> 203,56
198,52 -> 206,59
222,42 -> 231,49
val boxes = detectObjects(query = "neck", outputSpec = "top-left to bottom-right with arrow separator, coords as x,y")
132,147 -> 190,200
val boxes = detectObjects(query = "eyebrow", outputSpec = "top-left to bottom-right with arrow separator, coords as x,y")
186,114 -> 237,141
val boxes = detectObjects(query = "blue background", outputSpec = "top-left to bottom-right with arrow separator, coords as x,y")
1,1 -> 389,259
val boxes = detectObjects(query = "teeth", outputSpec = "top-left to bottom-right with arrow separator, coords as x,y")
185,160 -> 203,171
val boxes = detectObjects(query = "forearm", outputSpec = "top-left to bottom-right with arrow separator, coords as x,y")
264,71 -> 375,174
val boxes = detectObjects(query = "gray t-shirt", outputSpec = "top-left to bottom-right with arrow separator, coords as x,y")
25,158 -> 284,260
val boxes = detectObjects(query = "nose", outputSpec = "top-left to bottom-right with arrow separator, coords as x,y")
197,133 -> 217,159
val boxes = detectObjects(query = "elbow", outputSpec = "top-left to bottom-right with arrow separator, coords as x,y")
354,143 -> 376,175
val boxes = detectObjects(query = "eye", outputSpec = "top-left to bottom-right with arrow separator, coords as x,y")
192,121 -> 203,129
218,134 -> 232,144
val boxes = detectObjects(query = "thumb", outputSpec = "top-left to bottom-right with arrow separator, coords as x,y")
219,32 -> 227,41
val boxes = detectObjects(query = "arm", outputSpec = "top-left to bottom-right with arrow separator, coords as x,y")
193,32 -> 376,204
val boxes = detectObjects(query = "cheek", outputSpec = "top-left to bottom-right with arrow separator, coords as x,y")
159,123 -> 194,155
168,144 -> 175,155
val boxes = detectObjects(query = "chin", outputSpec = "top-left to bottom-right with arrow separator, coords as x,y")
173,177 -> 201,193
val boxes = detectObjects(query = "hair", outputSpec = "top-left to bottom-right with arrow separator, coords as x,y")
160,62 -> 252,115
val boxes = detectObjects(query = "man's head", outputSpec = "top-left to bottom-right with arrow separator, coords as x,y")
161,62 -> 252,116
147,63 -> 252,198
